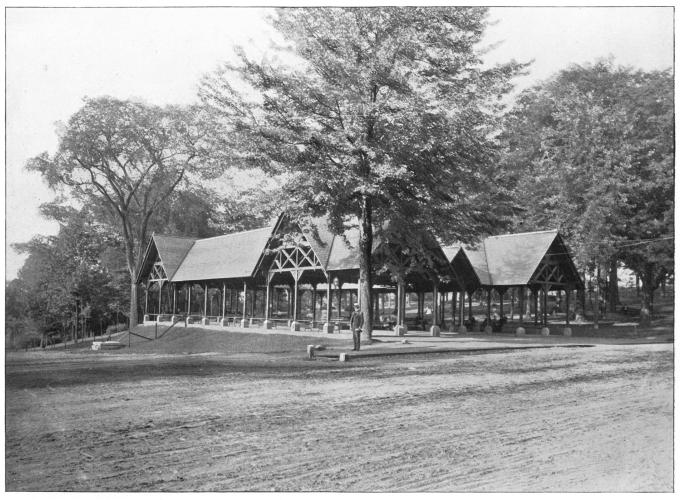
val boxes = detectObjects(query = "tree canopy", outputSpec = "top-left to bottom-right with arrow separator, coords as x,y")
200,7 -> 528,338
500,60 -> 673,322
26,96 -> 218,325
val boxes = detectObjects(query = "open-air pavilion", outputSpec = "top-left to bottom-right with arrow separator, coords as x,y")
442,230 -> 585,332
136,215 -> 583,335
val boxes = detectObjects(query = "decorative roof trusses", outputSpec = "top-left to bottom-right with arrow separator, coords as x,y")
148,260 -> 168,282
268,242 -> 326,280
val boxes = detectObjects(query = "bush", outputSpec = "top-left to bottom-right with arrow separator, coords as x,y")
106,323 -> 127,335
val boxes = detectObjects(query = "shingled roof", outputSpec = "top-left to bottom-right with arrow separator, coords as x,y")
171,226 -> 274,282
483,230 -> 559,286
136,235 -> 197,283
444,230 -> 578,288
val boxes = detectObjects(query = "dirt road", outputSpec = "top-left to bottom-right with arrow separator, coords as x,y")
5,342 -> 673,491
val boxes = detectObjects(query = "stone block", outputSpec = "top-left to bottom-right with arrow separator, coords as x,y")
143,314 -> 150,323
290,321 -> 301,332
201,317 -> 210,326
563,327 -> 572,337
339,352 -> 348,362
307,345 -> 315,359
430,325 -> 440,337
484,326 -> 493,335
394,325 -> 407,336
262,319 -> 273,329
322,322 -> 334,334
515,326 -> 526,336
458,325 -> 467,335
541,327 -> 550,336
240,319 -> 249,328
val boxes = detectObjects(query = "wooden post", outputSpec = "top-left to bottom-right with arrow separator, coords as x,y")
396,279 -> 404,326
533,288 -> 539,325
158,281 -> 163,316
519,286 -> 525,324
510,288 -> 515,319
222,282 -> 227,318
293,273 -> 299,322
265,276 -> 271,321
144,280 -> 149,317
468,291 -> 473,321
326,278 -> 332,322
311,284 -> 317,322
187,284 -> 191,316
442,293 -> 446,325
172,284 -> 177,315
242,281 -> 247,321
499,288 -> 504,318
543,284 -> 549,327
432,282 -> 439,326
487,288 -> 492,318
336,283 -> 342,320
459,291 -> 464,327
204,283 -> 208,317
565,286 -> 571,326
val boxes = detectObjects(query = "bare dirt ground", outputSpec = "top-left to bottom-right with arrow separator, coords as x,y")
5,340 -> 673,492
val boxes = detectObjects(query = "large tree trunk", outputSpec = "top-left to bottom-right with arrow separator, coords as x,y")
608,257 -> 619,312
359,195 -> 373,343
639,284 -> 653,327
129,281 -> 138,328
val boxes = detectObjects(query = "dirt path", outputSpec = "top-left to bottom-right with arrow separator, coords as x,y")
5,343 -> 673,492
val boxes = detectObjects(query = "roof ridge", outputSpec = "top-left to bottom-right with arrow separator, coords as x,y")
486,229 -> 558,239
154,234 -> 198,240
193,225 -> 274,242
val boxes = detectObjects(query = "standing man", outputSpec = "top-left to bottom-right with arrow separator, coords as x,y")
350,303 -> 364,351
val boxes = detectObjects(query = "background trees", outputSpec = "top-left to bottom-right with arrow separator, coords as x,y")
26,97 -> 218,326
200,7 -> 527,339
501,61 -> 673,323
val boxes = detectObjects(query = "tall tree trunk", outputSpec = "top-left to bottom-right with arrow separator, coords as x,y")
129,281 -> 138,328
593,264 -> 600,329
359,194 -> 373,342
639,283 -> 652,326
608,257 -> 619,312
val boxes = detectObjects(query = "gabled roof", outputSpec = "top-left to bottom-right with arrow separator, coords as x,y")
301,217 -> 336,269
327,227 -> 361,271
483,230 -> 559,286
463,246 -> 492,285
153,235 -> 197,280
445,230 -> 572,288
171,226 -> 274,282
136,234 -> 197,283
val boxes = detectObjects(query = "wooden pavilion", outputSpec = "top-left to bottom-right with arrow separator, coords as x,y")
442,230 -> 584,330
136,215 -> 583,335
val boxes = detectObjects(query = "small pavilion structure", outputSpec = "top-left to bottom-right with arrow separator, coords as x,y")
136,215 -> 583,335
442,230 -> 584,331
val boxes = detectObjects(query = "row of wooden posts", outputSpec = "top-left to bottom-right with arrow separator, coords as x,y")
144,277 -> 575,329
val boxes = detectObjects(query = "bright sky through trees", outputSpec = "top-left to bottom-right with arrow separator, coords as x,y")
5,6 -> 673,279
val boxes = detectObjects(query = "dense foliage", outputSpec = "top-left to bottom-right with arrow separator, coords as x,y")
200,7 -> 528,338
501,61 -> 673,322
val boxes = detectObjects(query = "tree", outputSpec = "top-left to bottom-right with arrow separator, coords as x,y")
27,97 -> 217,326
12,204 -> 128,344
500,60 -> 673,324
200,7 -> 527,340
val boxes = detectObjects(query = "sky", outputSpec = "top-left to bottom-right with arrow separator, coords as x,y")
4,6 -> 674,280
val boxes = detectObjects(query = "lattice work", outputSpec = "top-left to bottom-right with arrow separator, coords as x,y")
149,260 -> 168,282
270,244 -> 323,274
532,258 -> 565,284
